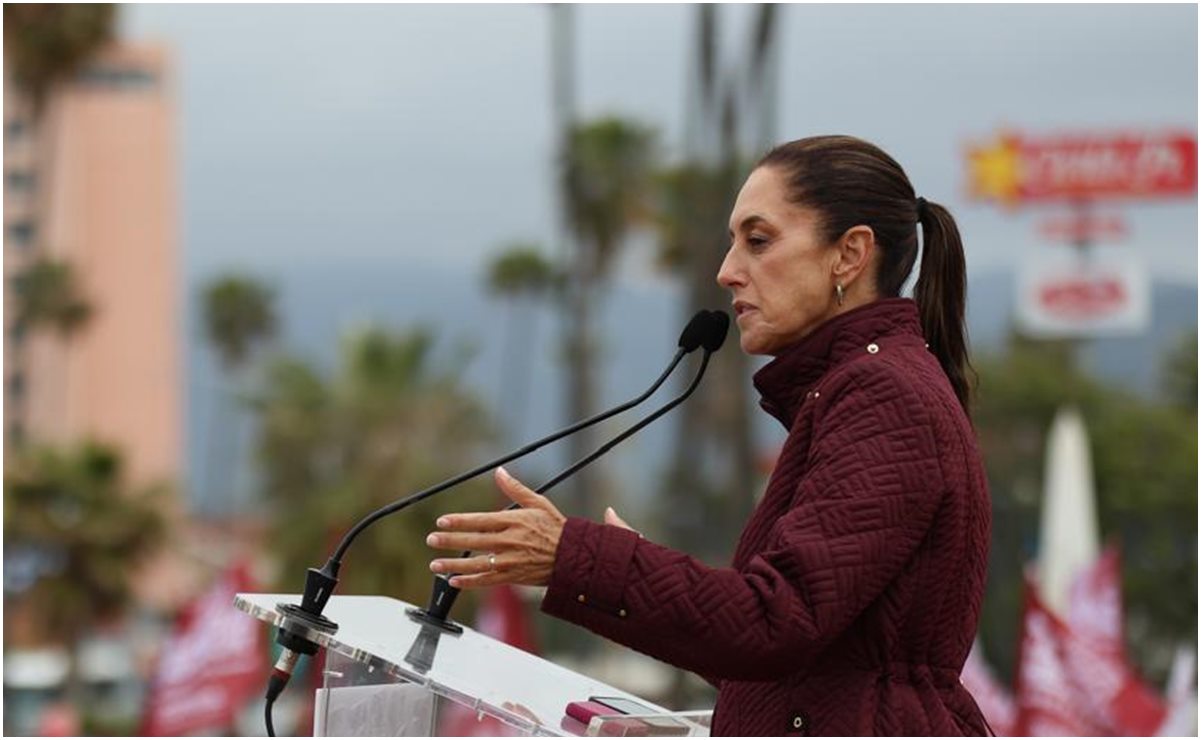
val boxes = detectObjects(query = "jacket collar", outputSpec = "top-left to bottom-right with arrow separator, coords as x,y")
752,298 -> 924,428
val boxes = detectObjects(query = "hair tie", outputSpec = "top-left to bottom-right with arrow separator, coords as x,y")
915,196 -> 929,222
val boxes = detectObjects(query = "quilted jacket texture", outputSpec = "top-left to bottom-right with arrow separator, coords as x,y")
542,298 -> 992,736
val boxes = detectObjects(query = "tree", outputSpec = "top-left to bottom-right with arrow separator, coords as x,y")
252,325 -> 497,609
484,243 -> 559,443
200,273 -> 279,514
11,257 -> 92,336
559,117 -> 658,516
4,441 -> 166,658
1161,329 -> 1197,414
3,4 -> 116,115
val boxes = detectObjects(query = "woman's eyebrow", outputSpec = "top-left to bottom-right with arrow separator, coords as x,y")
728,214 -> 770,238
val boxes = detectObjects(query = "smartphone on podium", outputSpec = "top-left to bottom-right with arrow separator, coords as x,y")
589,696 -> 691,735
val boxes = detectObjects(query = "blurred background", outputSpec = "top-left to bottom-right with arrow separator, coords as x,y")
2,3 -> 1196,736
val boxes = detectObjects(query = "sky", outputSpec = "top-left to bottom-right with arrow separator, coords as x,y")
121,3 -> 1199,286
115,3 -> 1199,512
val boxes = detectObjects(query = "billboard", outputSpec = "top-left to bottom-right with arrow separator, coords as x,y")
968,132 -> 1197,204
1015,249 -> 1150,338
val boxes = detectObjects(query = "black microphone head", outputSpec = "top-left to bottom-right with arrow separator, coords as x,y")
677,310 -> 711,353
701,310 -> 730,353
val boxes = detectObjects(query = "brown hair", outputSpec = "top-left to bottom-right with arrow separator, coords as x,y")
758,135 -> 973,413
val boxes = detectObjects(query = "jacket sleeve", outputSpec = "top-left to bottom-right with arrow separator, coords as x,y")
541,364 -> 948,682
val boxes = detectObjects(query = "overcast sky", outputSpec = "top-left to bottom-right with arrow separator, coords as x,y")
121,3 -> 1198,288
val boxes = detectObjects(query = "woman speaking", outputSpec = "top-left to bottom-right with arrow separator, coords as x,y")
427,135 -> 992,736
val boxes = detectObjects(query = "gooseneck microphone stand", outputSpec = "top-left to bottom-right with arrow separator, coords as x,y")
262,311 -> 724,735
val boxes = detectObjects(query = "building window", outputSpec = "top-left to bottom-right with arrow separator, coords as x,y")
6,373 -> 24,401
6,221 -> 35,249
5,119 -> 28,141
5,171 -> 36,194
7,322 -> 26,347
77,66 -> 158,91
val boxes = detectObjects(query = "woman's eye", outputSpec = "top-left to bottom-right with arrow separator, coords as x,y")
747,234 -> 770,250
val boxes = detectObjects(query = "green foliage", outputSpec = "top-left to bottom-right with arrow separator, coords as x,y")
562,117 -> 658,276
201,273 -> 278,371
485,243 -> 560,300
252,325 -> 498,609
4,442 -> 167,644
1161,330 -> 1197,414
12,257 -> 92,336
973,331 -> 1197,685
3,3 -> 116,113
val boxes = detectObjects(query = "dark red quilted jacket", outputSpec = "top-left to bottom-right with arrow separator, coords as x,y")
542,298 -> 992,736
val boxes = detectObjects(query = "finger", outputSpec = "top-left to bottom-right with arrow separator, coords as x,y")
604,506 -> 633,530
426,530 -> 514,551
494,466 -> 546,509
435,509 -> 525,532
446,571 -> 508,590
430,552 -> 503,576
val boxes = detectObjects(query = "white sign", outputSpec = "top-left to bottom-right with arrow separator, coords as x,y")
1016,249 -> 1150,338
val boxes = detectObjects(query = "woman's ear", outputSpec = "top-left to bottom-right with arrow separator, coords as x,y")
832,225 -> 875,289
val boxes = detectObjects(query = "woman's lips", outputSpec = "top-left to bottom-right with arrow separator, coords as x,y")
733,301 -> 757,318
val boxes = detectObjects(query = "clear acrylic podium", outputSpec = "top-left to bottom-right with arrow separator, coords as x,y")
234,593 -> 712,736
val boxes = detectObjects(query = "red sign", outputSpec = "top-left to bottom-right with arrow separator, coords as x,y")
968,132 -> 1197,203
1038,214 -> 1127,243
141,563 -> 266,735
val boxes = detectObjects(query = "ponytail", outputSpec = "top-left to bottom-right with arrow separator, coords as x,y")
913,200 -> 974,415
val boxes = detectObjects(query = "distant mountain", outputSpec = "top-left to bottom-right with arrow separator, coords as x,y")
184,260 -> 1196,515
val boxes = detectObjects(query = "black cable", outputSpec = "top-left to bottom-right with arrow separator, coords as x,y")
265,672 -> 286,736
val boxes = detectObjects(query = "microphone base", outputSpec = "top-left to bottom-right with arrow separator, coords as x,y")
406,607 -> 464,635
276,602 -> 340,655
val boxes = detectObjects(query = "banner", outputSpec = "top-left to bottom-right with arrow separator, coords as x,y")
141,562 -> 265,735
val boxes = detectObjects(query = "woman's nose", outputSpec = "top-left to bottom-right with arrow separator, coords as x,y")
716,248 -> 742,288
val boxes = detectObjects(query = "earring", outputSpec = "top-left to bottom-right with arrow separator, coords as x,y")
835,283 -> 845,306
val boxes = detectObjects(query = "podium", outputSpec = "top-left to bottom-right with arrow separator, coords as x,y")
234,593 -> 712,736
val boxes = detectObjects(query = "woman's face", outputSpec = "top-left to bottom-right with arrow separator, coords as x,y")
717,166 -> 840,356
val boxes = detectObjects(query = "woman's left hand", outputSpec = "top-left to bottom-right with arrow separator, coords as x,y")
427,467 -> 567,589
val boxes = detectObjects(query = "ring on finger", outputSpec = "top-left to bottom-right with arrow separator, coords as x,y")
488,553 -> 497,570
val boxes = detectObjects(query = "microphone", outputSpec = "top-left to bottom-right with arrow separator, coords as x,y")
261,310 -> 717,735
416,310 -> 730,628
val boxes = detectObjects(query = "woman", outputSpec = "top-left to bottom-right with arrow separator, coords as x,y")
427,135 -> 992,736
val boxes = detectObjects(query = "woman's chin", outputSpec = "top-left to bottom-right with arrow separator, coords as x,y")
739,333 -> 771,356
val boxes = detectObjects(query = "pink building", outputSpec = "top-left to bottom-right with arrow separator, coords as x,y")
4,43 -> 181,490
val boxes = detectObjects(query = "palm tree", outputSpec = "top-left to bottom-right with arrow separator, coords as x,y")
4,441 -> 166,699
252,325 -> 496,608
3,4 -> 116,115
649,4 -> 780,708
200,273 -> 278,515
11,257 -> 92,336
484,243 -> 558,443
560,117 -> 657,515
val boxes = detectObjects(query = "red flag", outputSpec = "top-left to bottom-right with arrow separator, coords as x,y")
141,562 -> 266,735
960,640 -> 1016,736
476,583 -> 540,654
1014,575 -> 1093,736
1065,547 -> 1166,735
